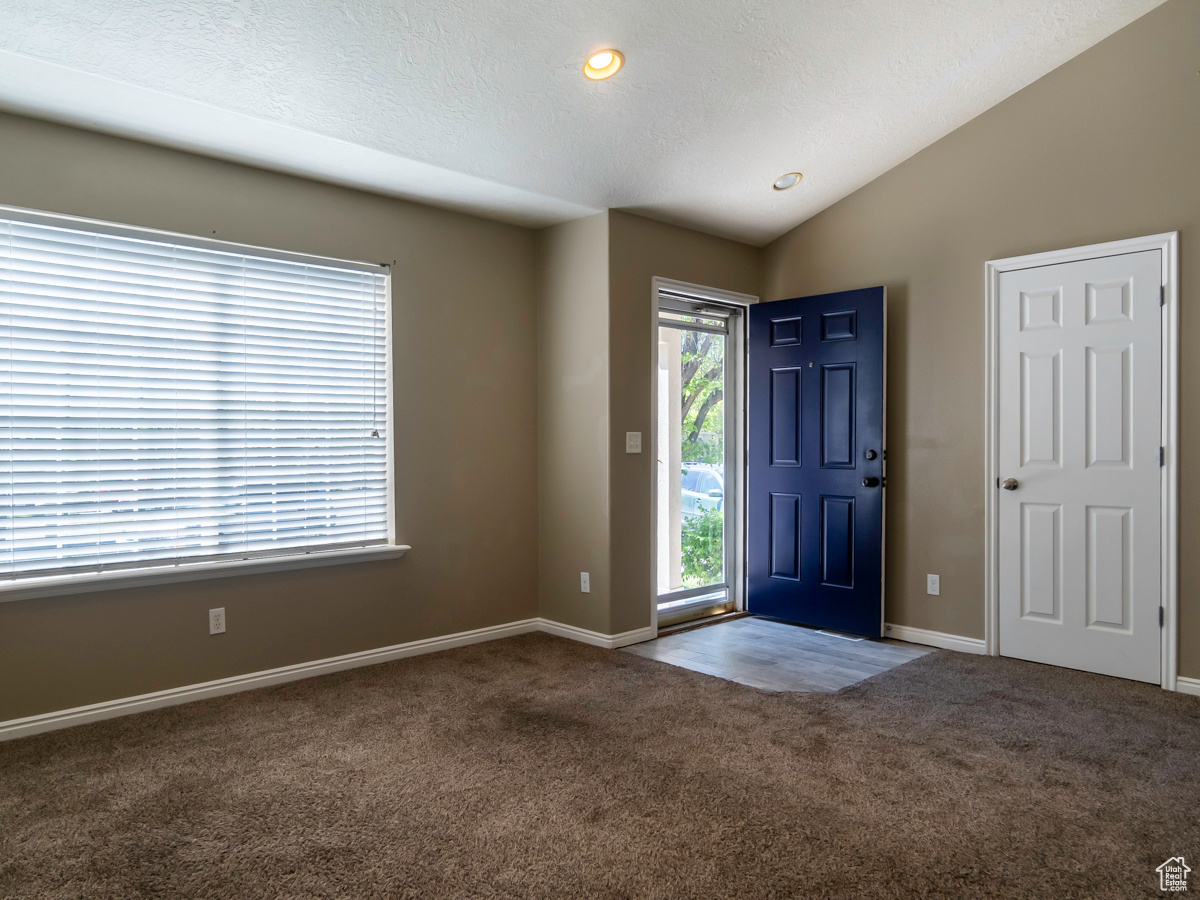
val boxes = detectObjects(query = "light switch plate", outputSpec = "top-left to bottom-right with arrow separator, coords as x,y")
926,574 -> 940,596
625,432 -> 642,453
580,572 -> 590,593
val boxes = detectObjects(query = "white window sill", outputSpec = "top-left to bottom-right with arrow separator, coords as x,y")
0,545 -> 411,604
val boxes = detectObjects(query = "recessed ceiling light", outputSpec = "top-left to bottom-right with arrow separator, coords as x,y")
773,172 -> 803,191
583,49 -> 624,80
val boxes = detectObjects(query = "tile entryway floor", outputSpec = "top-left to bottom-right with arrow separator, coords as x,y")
622,615 -> 933,692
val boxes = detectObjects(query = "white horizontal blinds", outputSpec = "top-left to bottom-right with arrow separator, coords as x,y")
0,214 -> 389,580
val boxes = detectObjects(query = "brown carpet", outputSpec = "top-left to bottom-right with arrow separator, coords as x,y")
2,633 -> 1198,899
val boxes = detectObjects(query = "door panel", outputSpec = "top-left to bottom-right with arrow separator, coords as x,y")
819,495 -> 855,588
1020,503 -> 1061,621
748,287 -> 885,636
821,363 -> 855,467
1086,505 -> 1131,630
998,250 -> 1161,683
1020,351 -> 1061,466
769,493 -> 801,581
770,368 -> 802,466
821,310 -> 857,341
1085,345 -> 1130,467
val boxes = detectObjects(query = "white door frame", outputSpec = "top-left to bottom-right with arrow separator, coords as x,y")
649,277 -> 757,637
984,233 -> 1179,689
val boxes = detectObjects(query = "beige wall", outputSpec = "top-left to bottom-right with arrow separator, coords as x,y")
534,210 -> 758,636
3,0 -> 1195,724
0,112 -> 540,721
761,0 -> 1199,672
536,214 -> 612,633
607,211 -> 759,634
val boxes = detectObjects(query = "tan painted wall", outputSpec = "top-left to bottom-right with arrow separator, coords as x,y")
761,0 -> 1199,671
3,0 -> 1194,723
607,211 -> 759,634
0,112 -> 540,721
536,214 -> 612,633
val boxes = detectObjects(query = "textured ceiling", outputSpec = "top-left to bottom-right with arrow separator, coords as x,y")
0,0 -> 1165,245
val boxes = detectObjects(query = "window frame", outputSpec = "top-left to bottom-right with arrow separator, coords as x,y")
0,204 -> 406,603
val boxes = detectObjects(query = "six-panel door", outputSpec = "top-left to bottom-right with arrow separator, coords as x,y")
997,251 -> 1162,683
747,288 -> 885,636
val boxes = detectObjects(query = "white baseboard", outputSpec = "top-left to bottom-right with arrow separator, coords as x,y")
1175,676 -> 1200,697
537,618 -> 656,649
0,616 -> 663,742
0,618 -> 541,742
6,608 -> 1186,742
887,625 -> 1198,692
884,623 -> 986,655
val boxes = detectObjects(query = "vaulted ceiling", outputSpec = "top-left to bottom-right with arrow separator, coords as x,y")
0,0 -> 1164,245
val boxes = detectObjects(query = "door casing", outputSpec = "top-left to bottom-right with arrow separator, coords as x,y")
984,233 -> 1179,690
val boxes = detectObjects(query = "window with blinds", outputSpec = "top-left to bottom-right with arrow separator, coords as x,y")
0,208 -> 390,582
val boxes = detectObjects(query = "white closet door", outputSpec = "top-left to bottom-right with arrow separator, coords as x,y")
998,250 -> 1161,683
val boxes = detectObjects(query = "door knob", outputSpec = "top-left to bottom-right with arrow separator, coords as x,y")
1002,478 -> 1019,491
862,476 -> 880,488
864,449 -> 877,461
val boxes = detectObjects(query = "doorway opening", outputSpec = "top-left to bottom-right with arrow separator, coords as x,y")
654,283 -> 749,629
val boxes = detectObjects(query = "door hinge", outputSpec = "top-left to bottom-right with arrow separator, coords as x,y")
1160,606 -> 1165,628
996,477 -> 1000,489
1161,284 -> 1166,307
1160,446 -> 1166,467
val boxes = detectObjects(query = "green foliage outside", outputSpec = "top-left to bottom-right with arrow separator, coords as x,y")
679,329 -> 724,463
676,323 -> 726,587
682,436 -> 722,466
681,503 -> 723,587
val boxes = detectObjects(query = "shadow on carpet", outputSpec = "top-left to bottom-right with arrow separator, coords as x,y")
2,632 -> 1198,899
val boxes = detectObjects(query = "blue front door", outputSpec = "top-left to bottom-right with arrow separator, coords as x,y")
747,288 -> 885,636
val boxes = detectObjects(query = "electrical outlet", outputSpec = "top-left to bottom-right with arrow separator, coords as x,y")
625,432 -> 642,454
926,574 -> 940,596
580,572 -> 590,593
209,607 -> 226,634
